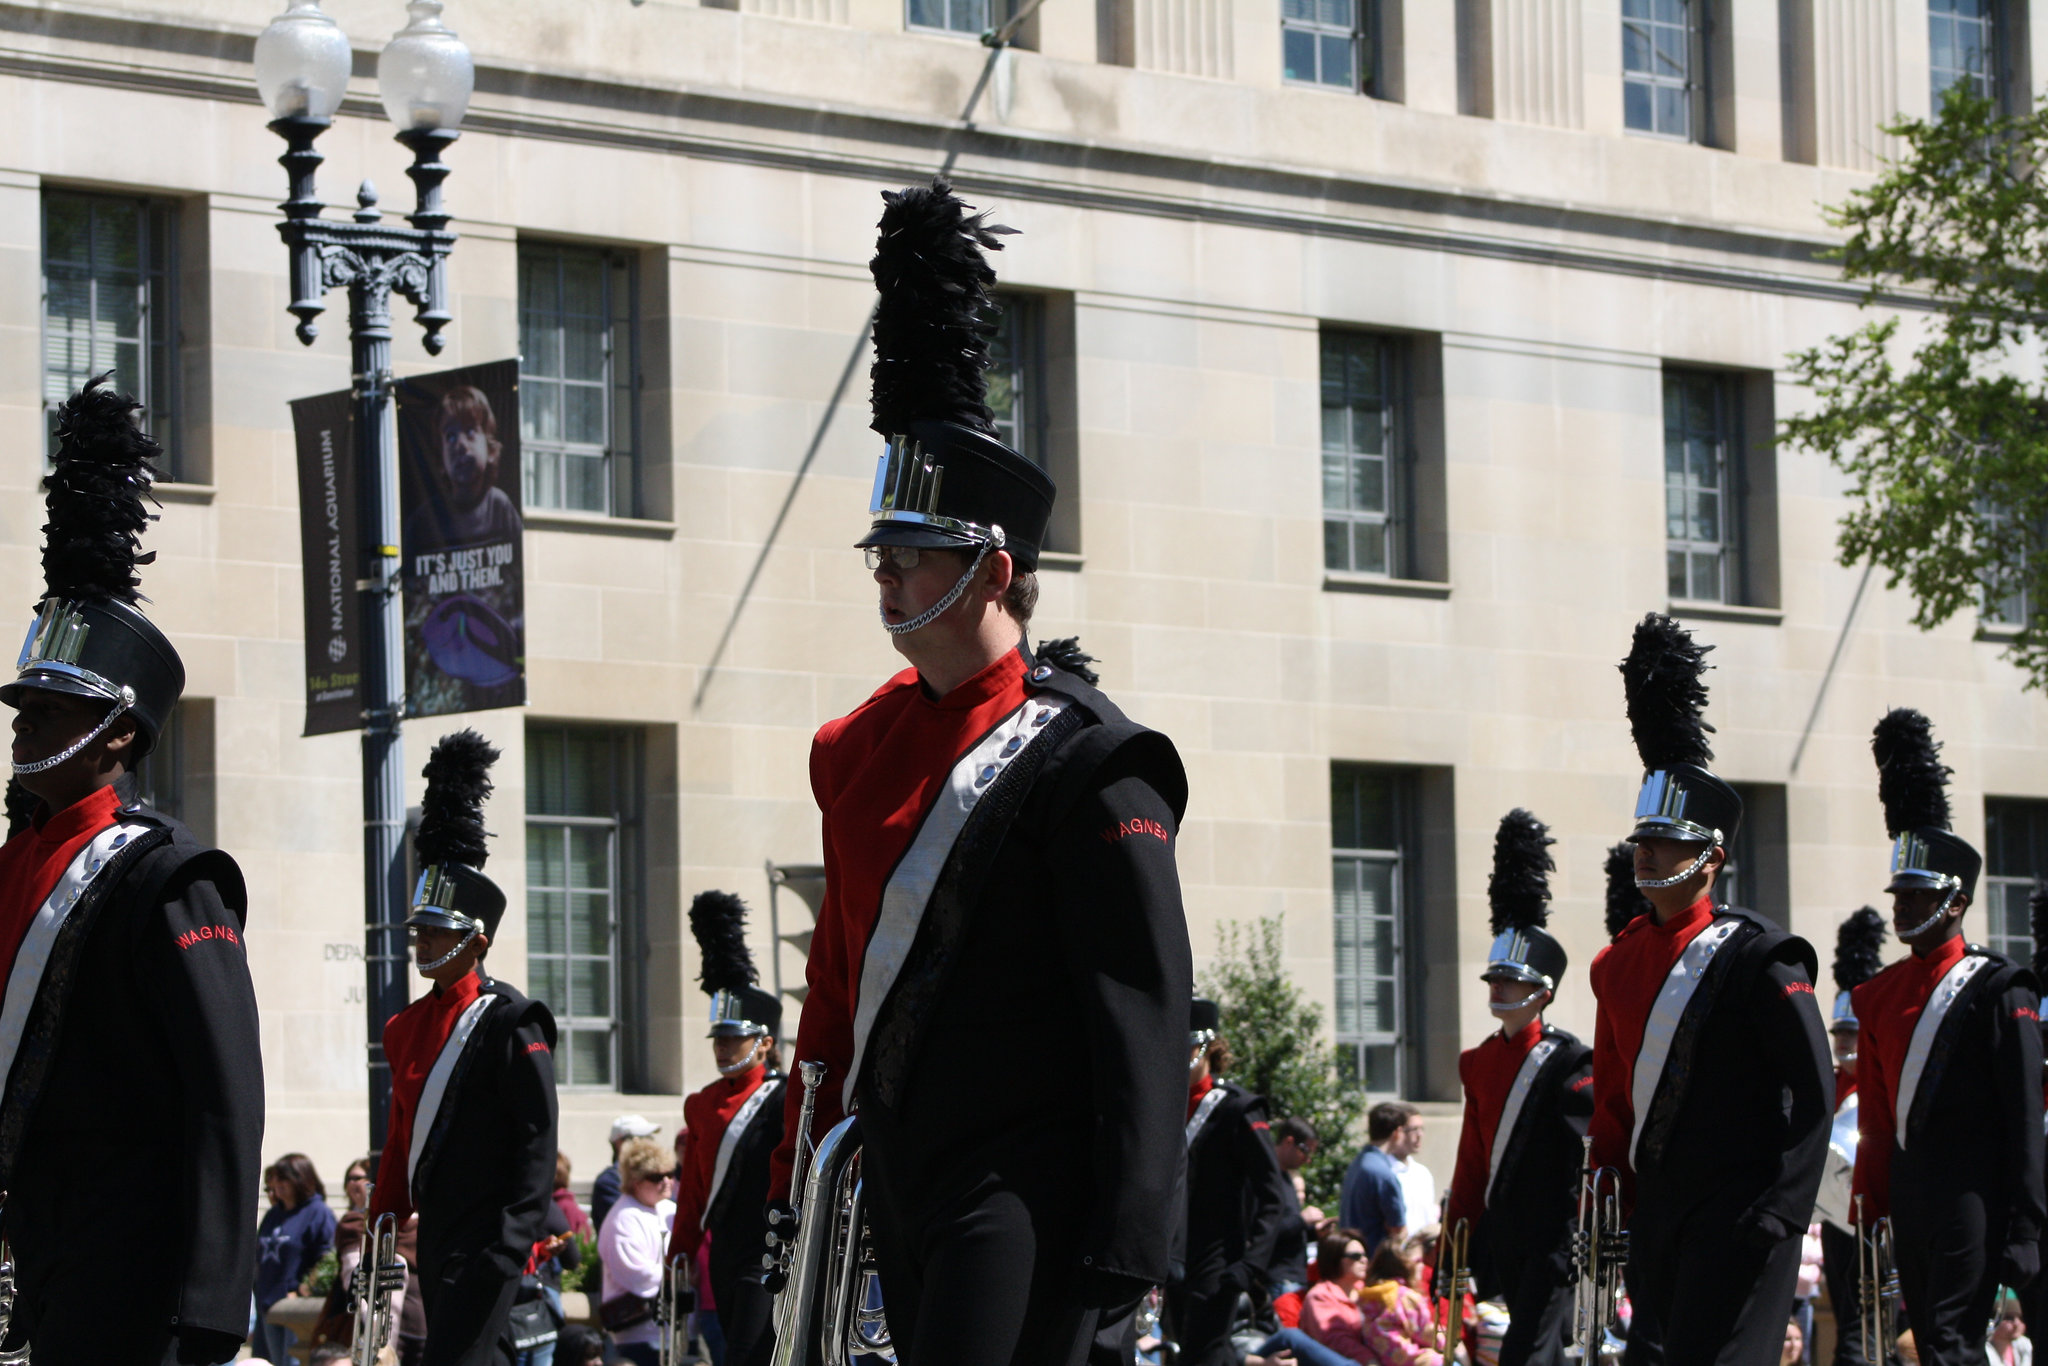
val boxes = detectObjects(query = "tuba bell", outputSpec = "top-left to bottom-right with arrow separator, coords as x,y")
767,1061 -> 894,1366
1563,1135 -> 1627,1362
1855,1196 -> 1900,1362
657,1253 -> 695,1366
351,1212 -> 405,1366
0,1195 -> 27,1365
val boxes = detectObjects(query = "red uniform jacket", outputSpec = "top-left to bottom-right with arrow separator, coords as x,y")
0,785 -> 121,986
669,1063 -> 771,1260
371,970 -> 484,1221
1445,1019 -> 1545,1233
1850,935 -> 1967,1218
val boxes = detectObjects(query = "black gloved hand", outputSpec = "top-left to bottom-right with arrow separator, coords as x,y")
1734,1207 -> 1792,1254
2001,1240 -> 2041,1291
174,1326 -> 244,1365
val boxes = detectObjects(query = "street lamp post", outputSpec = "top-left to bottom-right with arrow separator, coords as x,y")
255,0 -> 475,1157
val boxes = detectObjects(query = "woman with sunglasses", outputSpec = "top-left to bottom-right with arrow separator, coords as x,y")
597,1136 -> 678,1366
1302,1233 -> 1441,1366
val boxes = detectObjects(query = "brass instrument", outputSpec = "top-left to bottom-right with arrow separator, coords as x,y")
1430,1216 -> 1470,1354
767,1061 -> 895,1366
351,1212 -> 405,1366
1855,1196 -> 1900,1362
1563,1135 -> 1627,1361
657,1253 -> 694,1366
0,1196 -> 27,1365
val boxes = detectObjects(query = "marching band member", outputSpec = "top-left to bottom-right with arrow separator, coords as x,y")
0,380 -> 264,1364
369,732 -> 559,1366
2022,885 -> 2048,1344
1850,710 -> 2044,1366
1818,907 -> 1886,1366
765,178 -> 1192,1366
669,890 -> 786,1366
1443,810 -> 1592,1366
1589,614 -> 1832,1365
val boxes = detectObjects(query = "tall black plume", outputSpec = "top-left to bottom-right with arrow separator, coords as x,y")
1036,637 -> 1098,686
5,779 -> 40,841
1832,907 -> 1887,996
1620,613 -> 1716,771
690,890 -> 759,995
415,730 -> 499,870
1605,843 -> 1649,940
1872,708 -> 1952,836
42,374 -> 161,606
1488,809 -> 1555,936
869,177 -> 1016,439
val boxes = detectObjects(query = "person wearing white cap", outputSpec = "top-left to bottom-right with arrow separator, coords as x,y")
593,1114 -> 662,1239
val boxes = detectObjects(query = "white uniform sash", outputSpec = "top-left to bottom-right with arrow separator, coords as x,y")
1486,1037 -> 1559,1206
0,822 -> 151,1093
843,696 -> 1072,1109
409,993 -> 497,1186
1894,953 -> 1989,1149
1631,916 -> 1742,1166
704,1076 -> 783,1228
1186,1085 -> 1230,1148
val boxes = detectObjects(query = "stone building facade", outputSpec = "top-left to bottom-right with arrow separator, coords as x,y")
3,0 -> 2046,1181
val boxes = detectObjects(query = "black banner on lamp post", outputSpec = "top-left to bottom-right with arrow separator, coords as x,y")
291,387 -> 364,736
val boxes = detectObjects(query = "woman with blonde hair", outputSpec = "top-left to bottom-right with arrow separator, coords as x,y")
597,1136 -> 677,1366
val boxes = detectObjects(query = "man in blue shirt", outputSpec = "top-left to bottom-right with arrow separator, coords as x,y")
1340,1102 -> 1422,1254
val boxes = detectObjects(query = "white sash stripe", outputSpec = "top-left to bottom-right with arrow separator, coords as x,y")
1894,953 -> 1988,1149
0,822 -> 150,1094
1631,917 -> 1742,1167
704,1077 -> 782,1229
409,993 -> 497,1186
1486,1038 -> 1559,1206
844,696 -> 1071,1109
1185,1085 -> 1230,1148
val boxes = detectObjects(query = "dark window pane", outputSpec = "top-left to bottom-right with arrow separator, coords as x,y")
1624,80 -> 1653,131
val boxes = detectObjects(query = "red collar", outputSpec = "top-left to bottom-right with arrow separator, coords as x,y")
912,646 -> 1029,711
717,1061 -> 767,1095
1187,1073 -> 1215,1119
1910,933 -> 1967,974
1501,1017 -> 1543,1050
31,785 -> 122,847
1650,894 -> 1717,937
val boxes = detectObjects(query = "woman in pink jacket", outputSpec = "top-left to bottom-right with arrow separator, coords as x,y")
1301,1231 -> 1443,1366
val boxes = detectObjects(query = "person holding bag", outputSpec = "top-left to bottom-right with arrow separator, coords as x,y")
597,1137 -> 678,1365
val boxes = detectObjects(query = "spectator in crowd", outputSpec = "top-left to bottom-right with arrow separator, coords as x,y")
1391,1114 -> 1435,1237
552,1151 -> 592,1241
1782,1318 -> 1805,1366
515,1196 -> 581,1366
1988,1289 -> 2030,1366
1792,1223 -> 1823,1364
1269,1116 -> 1320,1303
1304,1231 -> 1440,1366
1340,1103 -> 1420,1256
598,1135 -> 678,1366
592,1114 -> 661,1235
1276,1115 -> 1318,1208
1302,1228 -> 1376,1364
558,1324 -> 606,1366
253,1153 -> 339,1363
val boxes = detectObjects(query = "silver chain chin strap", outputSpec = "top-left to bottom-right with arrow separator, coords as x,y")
416,923 -> 480,972
12,696 -> 132,776
1895,886 -> 1961,941
718,1034 -> 770,1075
879,529 -> 1005,637
1635,841 -> 1719,890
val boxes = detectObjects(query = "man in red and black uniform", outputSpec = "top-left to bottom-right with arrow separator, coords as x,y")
1444,810 -> 1591,1366
1850,709 -> 2043,1366
1818,908 -> 1887,1366
671,891 -> 785,1366
369,733 -> 559,1366
765,179 -> 1192,1366
1590,614 -> 1832,1366
0,380 -> 264,1366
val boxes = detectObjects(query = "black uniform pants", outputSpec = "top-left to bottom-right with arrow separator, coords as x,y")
1893,1188 -> 1997,1366
1819,1223 -> 1873,1366
1162,1285 -> 1238,1366
1494,1259 -> 1574,1366
419,1251 -> 520,1366
716,1276 -> 777,1366
868,1181 -> 1096,1366
1622,1198 -> 1805,1366
4,1278 -> 182,1366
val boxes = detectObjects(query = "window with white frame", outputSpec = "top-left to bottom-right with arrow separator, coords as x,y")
1930,0 -> 1999,107
526,725 -> 640,1088
908,0 -> 990,36
1623,0 -> 1696,139
1322,331 -> 1402,577
518,243 -> 638,516
1665,370 -> 1742,604
1332,765 -> 1414,1096
1984,798 -> 2048,964
987,294 -> 1045,469
1980,502 -> 2041,629
42,191 -> 178,472
1282,0 -> 1368,92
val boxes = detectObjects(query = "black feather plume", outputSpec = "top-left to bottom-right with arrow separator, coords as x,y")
1036,637 -> 1098,686
869,177 -> 1016,438
690,890 -> 759,995
1488,809 -> 1555,936
415,730 -> 499,869
1832,907 -> 1887,996
2031,882 -> 2048,985
1619,613 -> 1716,771
1605,843 -> 1649,940
1872,708 -> 1952,836
41,375 -> 161,606
5,779 -> 40,841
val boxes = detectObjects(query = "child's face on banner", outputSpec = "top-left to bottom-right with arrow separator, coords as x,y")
439,419 -> 496,507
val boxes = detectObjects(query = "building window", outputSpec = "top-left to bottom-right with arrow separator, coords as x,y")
527,725 -> 641,1088
132,704 -> 185,824
1984,798 -> 2048,964
908,0 -> 990,36
1980,503 -> 2040,628
1283,0 -> 1367,92
988,295 -> 1045,469
518,243 -> 638,516
1332,765 -> 1418,1096
1623,0 -> 1696,139
42,191 -> 178,470
1930,0 -> 1998,107
1322,331 -> 1402,577
1665,370 -> 1742,604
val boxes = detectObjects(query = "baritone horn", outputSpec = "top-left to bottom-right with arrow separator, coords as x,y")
1856,1196 -> 1900,1360
0,1194 -> 27,1365
767,1061 -> 894,1366
1564,1135 -> 1627,1361
1430,1215 -> 1470,1354
657,1253 -> 694,1366
351,1212 -> 405,1366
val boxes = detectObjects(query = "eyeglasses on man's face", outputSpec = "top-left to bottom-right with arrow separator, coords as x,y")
864,546 -> 922,572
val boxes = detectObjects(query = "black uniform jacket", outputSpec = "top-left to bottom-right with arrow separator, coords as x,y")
1470,1028 -> 1592,1297
1181,1081 -> 1293,1299
1630,908 -> 1834,1238
1,803 -> 264,1348
408,975 -> 558,1361
853,658 -> 1195,1294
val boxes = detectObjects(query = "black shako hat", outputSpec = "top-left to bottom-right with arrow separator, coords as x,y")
2,378 -> 183,761
1830,906 -> 1886,1031
1190,996 -> 1220,1047
1873,708 -> 1981,901
1620,613 -> 1742,847
407,730 -> 507,940
690,889 -> 780,1038
857,178 -> 1055,573
1483,809 -> 1567,992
